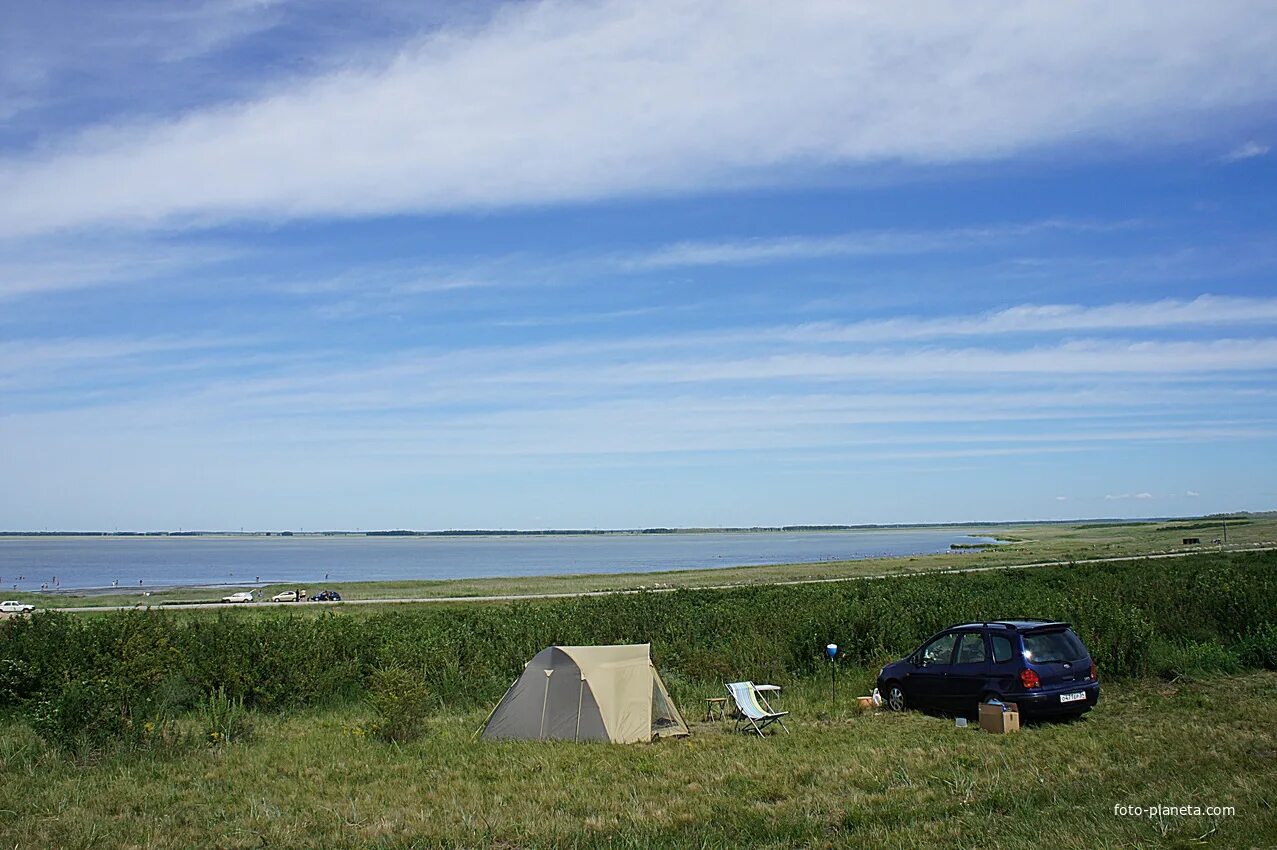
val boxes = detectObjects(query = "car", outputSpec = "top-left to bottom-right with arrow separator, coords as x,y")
310,590 -> 342,602
0,600 -> 36,614
876,620 -> 1099,719
221,591 -> 255,603
271,590 -> 299,603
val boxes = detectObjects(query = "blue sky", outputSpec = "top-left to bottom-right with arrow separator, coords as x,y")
2,1 -> 1276,530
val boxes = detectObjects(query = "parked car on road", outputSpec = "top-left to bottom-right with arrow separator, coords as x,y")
310,590 -> 342,602
0,600 -> 35,614
271,590 -> 299,602
221,591 -> 255,603
876,620 -> 1099,718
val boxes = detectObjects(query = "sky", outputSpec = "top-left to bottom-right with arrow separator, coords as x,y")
2,0 -> 1276,531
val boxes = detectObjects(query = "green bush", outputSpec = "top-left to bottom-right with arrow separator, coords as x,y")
1233,623 -> 1277,670
2,551 -> 1275,721
201,686 -> 253,746
26,678 -> 128,757
365,665 -> 431,744
1150,639 -> 1243,680
0,658 -> 36,707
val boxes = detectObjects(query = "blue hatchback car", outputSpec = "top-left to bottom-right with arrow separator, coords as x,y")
876,620 -> 1099,718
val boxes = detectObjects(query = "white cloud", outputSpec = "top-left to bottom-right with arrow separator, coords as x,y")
771,295 -> 1277,343
0,235 -> 240,300
1186,490 -> 1201,497
1105,492 -> 1156,500
1221,141 -> 1270,162
1055,496 -> 1068,501
612,221 -> 1102,270
2,1 -> 1276,234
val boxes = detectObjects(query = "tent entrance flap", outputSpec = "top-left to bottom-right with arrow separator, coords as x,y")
650,666 -> 689,737
480,644 -> 689,743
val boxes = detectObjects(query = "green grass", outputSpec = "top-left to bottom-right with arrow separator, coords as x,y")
0,672 -> 1273,848
14,513 -> 1277,610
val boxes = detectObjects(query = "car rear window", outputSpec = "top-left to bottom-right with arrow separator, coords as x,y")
1022,629 -> 1085,663
991,634 -> 1014,663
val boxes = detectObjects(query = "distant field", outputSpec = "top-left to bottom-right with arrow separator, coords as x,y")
12,514 -> 1276,611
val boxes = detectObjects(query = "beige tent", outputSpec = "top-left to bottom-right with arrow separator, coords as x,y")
481,643 -> 689,743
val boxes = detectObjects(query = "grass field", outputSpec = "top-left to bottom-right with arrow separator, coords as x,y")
1,672 -> 1273,849
3,523 -> 1275,847
12,514 -> 1276,610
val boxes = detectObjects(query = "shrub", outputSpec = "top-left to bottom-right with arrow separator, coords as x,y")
201,686 -> 253,746
2,550 -> 1276,720
1233,623 -> 1277,670
25,678 -> 128,757
365,665 -> 431,744
0,658 -> 36,707
1149,639 -> 1243,680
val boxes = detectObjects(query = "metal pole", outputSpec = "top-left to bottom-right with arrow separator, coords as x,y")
830,660 -> 836,714
539,670 -> 552,739
1223,516 -> 1228,545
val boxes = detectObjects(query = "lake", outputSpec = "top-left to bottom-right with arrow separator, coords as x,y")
0,529 -> 998,591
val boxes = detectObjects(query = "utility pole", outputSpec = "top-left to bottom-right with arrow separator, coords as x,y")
1222,516 -> 1228,545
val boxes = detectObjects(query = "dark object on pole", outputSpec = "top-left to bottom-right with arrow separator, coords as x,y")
826,643 -> 838,713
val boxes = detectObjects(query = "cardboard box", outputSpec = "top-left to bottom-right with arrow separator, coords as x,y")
978,701 -> 1020,734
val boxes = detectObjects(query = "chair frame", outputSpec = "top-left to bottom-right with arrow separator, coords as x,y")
726,681 -> 790,737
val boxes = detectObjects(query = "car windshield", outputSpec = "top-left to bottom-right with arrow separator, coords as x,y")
1023,629 -> 1085,663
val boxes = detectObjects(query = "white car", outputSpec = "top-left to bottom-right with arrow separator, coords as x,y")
270,590 -> 298,603
0,600 -> 35,614
221,591 -> 254,603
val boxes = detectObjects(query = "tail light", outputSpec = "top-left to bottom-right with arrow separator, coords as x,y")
1089,663 -> 1098,681
1020,668 -> 1041,689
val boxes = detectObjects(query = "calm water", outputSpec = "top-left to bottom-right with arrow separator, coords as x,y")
0,530 -> 997,592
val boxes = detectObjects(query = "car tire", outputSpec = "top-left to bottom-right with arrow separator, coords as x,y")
885,681 -> 907,712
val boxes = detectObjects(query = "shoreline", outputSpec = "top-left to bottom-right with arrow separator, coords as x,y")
0,513 -> 1262,539
2,514 -> 1271,610
9,529 -> 1008,597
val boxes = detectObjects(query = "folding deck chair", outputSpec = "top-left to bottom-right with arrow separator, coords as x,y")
726,681 -> 789,737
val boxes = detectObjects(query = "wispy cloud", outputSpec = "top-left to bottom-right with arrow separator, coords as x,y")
0,234 -> 242,301
609,221 -> 1123,270
2,2 -> 1276,234
1221,140 -> 1270,162
1105,492 -> 1155,500
771,295 -> 1277,343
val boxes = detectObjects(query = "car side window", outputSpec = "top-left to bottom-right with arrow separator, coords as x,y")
920,634 -> 957,666
954,632 -> 987,664
991,634 -> 1014,664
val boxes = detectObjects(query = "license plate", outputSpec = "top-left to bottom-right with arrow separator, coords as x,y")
1060,691 -> 1086,704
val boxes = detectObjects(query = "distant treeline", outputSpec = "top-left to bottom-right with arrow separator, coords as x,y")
1155,520 -> 1250,532
362,526 -> 893,536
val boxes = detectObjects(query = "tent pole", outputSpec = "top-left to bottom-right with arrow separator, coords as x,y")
575,676 -> 585,741
538,670 -> 553,739
472,676 -> 518,741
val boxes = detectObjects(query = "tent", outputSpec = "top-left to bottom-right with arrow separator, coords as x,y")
481,643 -> 689,743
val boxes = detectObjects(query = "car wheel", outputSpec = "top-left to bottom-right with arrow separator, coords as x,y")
885,682 -> 907,711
